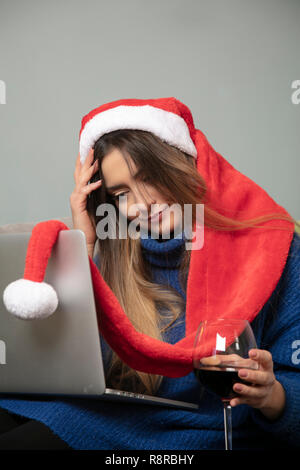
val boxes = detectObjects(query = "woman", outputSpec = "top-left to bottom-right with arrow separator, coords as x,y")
0,97 -> 300,450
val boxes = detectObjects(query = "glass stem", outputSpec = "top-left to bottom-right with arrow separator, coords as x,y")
223,400 -> 232,450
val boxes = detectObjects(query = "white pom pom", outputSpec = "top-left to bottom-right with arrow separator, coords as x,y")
3,279 -> 59,320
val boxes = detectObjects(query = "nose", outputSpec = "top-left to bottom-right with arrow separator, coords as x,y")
134,187 -> 156,220
136,199 -> 156,220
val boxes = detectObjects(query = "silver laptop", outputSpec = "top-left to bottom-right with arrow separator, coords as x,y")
0,229 -> 198,411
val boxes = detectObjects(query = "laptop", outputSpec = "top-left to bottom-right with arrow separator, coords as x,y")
0,229 -> 198,411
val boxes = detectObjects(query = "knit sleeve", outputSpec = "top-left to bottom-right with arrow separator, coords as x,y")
250,232 -> 300,447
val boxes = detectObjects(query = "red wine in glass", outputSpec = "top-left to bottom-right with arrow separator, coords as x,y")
192,319 -> 258,450
194,367 -> 250,401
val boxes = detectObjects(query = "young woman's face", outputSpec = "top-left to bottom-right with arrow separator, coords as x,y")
101,148 -> 182,237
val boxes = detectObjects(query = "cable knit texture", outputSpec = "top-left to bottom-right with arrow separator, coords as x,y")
0,231 -> 299,450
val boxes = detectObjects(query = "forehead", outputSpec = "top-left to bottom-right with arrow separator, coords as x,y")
101,148 -> 137,181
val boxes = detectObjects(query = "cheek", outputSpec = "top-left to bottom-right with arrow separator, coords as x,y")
159,207 -> 185,236
161,208 -> 178,229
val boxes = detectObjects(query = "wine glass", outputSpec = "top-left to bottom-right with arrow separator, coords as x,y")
192,318 -> 258,450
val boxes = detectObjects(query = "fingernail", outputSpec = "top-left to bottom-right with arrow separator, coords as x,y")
239,370 -> 248,378
234,384 -> 243,392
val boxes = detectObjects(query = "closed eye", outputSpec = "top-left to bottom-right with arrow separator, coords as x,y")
109,176 -> 151,200
110,192 -> 128,200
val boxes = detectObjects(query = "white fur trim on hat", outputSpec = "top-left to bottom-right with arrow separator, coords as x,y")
3,279 -> 59,320
79,104 -> 197,164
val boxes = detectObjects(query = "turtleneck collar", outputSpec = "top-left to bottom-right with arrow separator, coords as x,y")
140,230 -> 186,268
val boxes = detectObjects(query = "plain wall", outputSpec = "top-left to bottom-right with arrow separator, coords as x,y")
0,0 -> 299,225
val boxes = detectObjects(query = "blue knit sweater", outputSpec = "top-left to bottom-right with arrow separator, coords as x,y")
0,231 -> 300,450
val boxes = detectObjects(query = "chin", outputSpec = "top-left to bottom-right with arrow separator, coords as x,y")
151,211 -> 181,239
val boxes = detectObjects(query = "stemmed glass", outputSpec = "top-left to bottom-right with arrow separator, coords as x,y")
192,319 -> 258,450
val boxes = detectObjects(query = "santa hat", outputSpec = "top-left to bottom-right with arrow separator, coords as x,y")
78,97 -> 198,164
2,97 -> 295,377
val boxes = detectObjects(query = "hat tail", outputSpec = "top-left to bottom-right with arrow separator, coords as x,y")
3,220 -> 70,320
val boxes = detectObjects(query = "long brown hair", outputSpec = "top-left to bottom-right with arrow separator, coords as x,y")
86,129 -> 299,395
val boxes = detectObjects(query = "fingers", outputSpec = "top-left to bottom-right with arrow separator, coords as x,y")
236,368 -> 272,387
80,179 -> 102,195
74,153 -> 82,182
199,354 -> 256,370
230,378 -> 275,408
74,147 -> 101,192
78,159 -> 99,186
74,147 -> 95,181
229,349 -> 276,409
230,394 -> 262,408
82,147 -> 95,171
230,382 -> 265,408
234,382 -> 266,398
218,354 -> 256,369
232,365 -> 275,391
199,356 -> 222,367
249,349 -> 273,371
70,148 -> 102,246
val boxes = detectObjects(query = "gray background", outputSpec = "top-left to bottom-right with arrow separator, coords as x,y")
0,0 -> 299,225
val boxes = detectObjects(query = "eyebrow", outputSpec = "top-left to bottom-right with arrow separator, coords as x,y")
106,168 -> 144,193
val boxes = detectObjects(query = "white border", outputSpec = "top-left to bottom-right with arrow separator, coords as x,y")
79,104 -> 197,164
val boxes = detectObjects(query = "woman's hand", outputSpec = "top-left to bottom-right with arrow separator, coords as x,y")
70,148 -> 102,253
230,348 -> 286,421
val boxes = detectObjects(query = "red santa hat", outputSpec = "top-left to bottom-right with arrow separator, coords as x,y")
78,97 -> 198,164
2,97 -> 295,377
